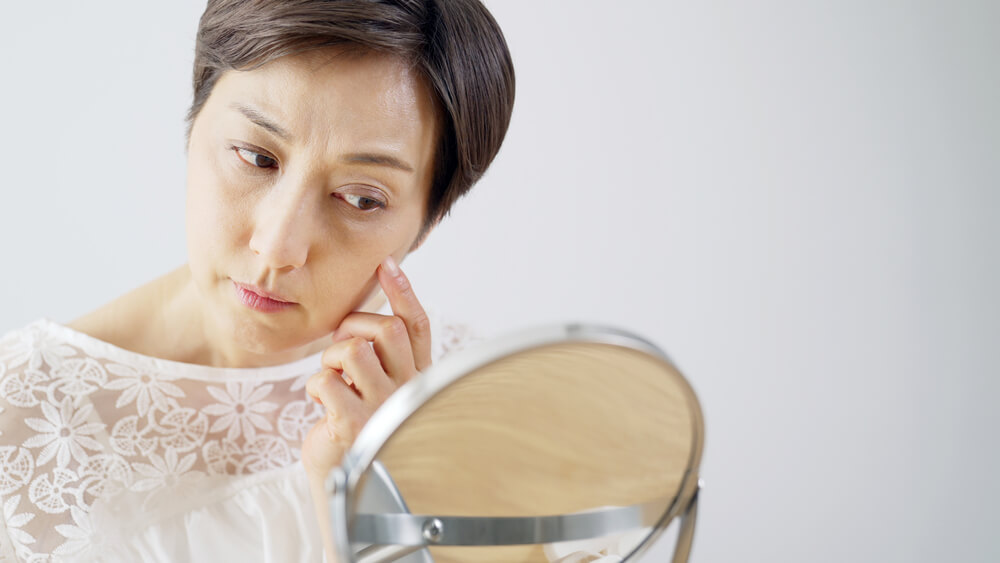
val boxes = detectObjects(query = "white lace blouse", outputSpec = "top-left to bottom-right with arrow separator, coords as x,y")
0,306 -> 474,562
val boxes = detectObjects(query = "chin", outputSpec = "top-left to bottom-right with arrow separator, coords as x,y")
228,314 -> 326,358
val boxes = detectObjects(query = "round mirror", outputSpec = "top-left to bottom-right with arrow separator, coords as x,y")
327,324 -> 704,562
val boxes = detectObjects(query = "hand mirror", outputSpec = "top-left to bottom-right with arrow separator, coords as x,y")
324,324 -> 704,562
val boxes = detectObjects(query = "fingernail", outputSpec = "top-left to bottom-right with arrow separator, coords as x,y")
382,255 -> 401,277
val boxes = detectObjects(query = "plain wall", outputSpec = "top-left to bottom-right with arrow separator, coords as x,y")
2,1 -> 998,561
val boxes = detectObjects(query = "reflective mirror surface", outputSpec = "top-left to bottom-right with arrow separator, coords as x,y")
334,326 -> 704,563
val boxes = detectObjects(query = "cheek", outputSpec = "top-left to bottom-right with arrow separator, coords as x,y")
185,155 -> 246,243
310,236 -> 382,296
340,216 -> 419,265
309,220 -> 419,312
185,149 -> 248,271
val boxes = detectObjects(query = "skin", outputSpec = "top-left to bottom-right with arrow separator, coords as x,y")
69,47 -> 441,561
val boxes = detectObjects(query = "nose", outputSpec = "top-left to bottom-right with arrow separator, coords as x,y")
248,182 -> 318,271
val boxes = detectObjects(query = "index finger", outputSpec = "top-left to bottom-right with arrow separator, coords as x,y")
377,255 -> 432,370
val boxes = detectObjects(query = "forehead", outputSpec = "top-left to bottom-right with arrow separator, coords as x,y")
208,48 -> 439,169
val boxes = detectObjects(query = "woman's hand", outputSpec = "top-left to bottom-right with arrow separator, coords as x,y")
301,255 -> 431,482
302,256 -> 431,562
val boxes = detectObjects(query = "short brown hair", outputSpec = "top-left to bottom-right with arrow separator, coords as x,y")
186,0 -> 515,235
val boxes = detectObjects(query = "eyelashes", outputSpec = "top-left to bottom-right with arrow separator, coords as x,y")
228,144 -> 387,211
233,146 -> 277,170
341,193 -> 386,211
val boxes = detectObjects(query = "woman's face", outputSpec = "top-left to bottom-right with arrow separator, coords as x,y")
184,48 -> 439,355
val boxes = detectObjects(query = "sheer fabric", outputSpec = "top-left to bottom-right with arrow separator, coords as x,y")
0,306 -> 475,562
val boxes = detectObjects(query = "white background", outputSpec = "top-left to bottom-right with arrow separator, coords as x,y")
1,1 -> 998,561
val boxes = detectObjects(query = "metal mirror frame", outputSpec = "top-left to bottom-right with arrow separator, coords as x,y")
325,323 -> 705,562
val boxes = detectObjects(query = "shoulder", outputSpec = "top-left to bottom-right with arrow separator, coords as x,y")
63,283 -> 165,358
0,320 -> 102,559
62,265 -> 198,363
0,319 -> 99,437
0,319 -> 79,375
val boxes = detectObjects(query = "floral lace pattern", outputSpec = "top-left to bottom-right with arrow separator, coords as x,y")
0,313 -> 475,562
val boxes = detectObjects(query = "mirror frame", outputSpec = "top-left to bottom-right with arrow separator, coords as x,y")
325,323 -> 705,562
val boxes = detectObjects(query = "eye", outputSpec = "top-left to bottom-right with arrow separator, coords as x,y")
341,193 -> 386,211
233,146 -> 278,170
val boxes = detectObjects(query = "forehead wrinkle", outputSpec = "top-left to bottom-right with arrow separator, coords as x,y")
240,48 -> 430,145
224,50 -> 438,189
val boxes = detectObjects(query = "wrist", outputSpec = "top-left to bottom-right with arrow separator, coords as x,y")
304,458 -> 341,491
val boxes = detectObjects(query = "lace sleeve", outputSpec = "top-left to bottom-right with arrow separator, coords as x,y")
0,515 -> 19,562
0,328 -> 41,563
427,307 -> 482,364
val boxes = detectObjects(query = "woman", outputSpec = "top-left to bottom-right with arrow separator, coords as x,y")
0,0 -> 514,560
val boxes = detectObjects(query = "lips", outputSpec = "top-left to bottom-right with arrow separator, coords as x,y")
232,280 -> 296,313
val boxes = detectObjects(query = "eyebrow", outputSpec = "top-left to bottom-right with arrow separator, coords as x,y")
229,102 -> 415,173
230,102 -> 293,141
342,153 -> 414,173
